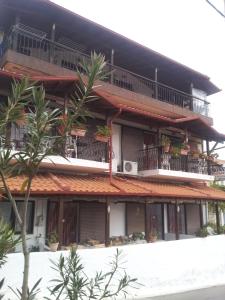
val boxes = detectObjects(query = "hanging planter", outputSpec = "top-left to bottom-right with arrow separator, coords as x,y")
180,143 -> 190,156
57,114 -> 68,135
95,125 -> 111,143
71,124 -> 87,137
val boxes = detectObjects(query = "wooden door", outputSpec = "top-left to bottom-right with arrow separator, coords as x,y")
63,202 -> 78,245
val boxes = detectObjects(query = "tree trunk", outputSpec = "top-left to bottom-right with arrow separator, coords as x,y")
21,225 -> 29,300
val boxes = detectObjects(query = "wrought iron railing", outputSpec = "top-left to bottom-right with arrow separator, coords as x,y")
0,133 -> 108,163
137,146 -> 209,174
0,26 -> 209,117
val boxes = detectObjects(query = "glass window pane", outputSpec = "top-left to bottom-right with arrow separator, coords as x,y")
14,202 -> 34,234
0,202 -> 12,224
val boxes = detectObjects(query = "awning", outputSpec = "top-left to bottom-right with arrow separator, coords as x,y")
1,173 -> 225,200
0,71 -> 224,142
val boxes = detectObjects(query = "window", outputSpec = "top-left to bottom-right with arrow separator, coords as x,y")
0,201 -> 35,234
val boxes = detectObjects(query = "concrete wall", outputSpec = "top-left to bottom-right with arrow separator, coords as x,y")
2,236 -> 225,299
110,203 -> 125,237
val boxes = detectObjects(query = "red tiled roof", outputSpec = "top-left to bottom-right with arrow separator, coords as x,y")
1,173 -> 225,201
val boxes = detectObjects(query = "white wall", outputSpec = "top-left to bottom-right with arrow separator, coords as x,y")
112,124 -> 121,172
2,236 -> 225,299
110,203 -> 125,237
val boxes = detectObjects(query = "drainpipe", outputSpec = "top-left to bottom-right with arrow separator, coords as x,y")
108,108 -> 122,183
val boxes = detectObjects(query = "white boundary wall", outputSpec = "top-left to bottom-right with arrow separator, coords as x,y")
1,235 -> 225,299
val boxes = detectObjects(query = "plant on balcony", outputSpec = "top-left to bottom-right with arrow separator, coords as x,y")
190,149 -> 200,159
95,125 -> 111,142
161,135 -> 171,152
207,153 -> 219,162
199,152 -> 207,160
170,145 -> 181,158
70,122 -> 87,137
0,52 -> 107,300
180,142 -> 190,155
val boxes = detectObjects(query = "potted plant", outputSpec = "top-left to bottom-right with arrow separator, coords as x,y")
149,228 -> 158,242
95,125 -> 111,143
207,153 -> 219,162
161,135 -> 171,153
180,142 -> 190,155
199,153 -> 207,160
48,231 -> 59,252
57,114 -> 68,135
170,145 -> 181,158
191,149 -> 200,159
71,123 -> 87,137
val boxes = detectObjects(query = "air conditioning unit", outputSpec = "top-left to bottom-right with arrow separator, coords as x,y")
123,161 -> 138,175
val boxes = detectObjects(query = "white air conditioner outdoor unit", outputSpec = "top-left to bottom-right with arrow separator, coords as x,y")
123,161 -> 138,175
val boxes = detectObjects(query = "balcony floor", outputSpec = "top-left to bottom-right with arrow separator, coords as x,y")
138,168 -> 214,182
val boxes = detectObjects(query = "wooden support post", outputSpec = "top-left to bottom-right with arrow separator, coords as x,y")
215,201 -> 220,234
110,49 -> 115,84
206,140 -> 212,175
175,201 -> 179,240
155,67 -> 158,99
199,201 -> 204,228
161,203 -> 165,240
105,198 -> 110,247
50,23 -> 56,63
58,198 -> 64,248
76,202 -> 80,244
145,201 -> 150,243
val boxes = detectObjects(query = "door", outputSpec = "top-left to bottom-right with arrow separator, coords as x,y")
63,202 -> 78,245
149,204 -> 164,240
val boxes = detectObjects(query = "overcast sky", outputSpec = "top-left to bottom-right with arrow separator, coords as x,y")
51,0 -> 225,154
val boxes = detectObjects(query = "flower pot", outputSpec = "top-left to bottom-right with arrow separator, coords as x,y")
181,149 -> 189,155
163,144 -> 170,153
149,235 -> 157,243
95,134 -> 109,143
49,242 -> 59,252
71,128 -> 86,137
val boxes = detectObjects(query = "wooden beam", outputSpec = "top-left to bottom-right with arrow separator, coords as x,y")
105,198 -> 110,247
76,202 -> 80,244
199,201 -> 204,228
58,198 -> 64,248
206,140 -> 211,175
215,202 -> 220,234
161,203 -> 165,240
175,201 -> 179,240
145,201 -> 150,243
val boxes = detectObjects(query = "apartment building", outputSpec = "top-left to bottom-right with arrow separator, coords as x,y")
1,0 -> 225,250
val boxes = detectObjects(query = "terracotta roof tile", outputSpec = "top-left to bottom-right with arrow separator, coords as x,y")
1,173 -> 225,201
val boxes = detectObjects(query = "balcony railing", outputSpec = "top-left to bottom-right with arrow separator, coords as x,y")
0,135 -> 108,163
0,26 -> 209,117
137,146 -> 209,174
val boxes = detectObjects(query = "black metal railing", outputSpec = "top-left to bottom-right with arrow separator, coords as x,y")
137,146 -> 209,174
0,134 -> 108,163
0,26 -> 209,117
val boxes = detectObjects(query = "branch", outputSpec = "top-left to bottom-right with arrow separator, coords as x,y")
206,0 -> 225,18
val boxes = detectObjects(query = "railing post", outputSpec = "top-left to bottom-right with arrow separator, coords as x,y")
215,202 -> 220,234
158,146 -> 162,169
50,23 -> 56,63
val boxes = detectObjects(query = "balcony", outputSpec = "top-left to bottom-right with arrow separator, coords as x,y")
0,133 -> 109,173
137,146 -> 215,182
0,26 -> 209,117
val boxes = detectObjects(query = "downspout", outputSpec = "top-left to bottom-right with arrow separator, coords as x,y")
108,108 -> 122,184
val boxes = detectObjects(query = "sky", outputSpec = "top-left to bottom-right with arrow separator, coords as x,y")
51,0 -> 225,155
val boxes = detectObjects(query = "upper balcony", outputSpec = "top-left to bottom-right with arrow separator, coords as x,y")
0,26 -> 210,119
1,125 -> 109,173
